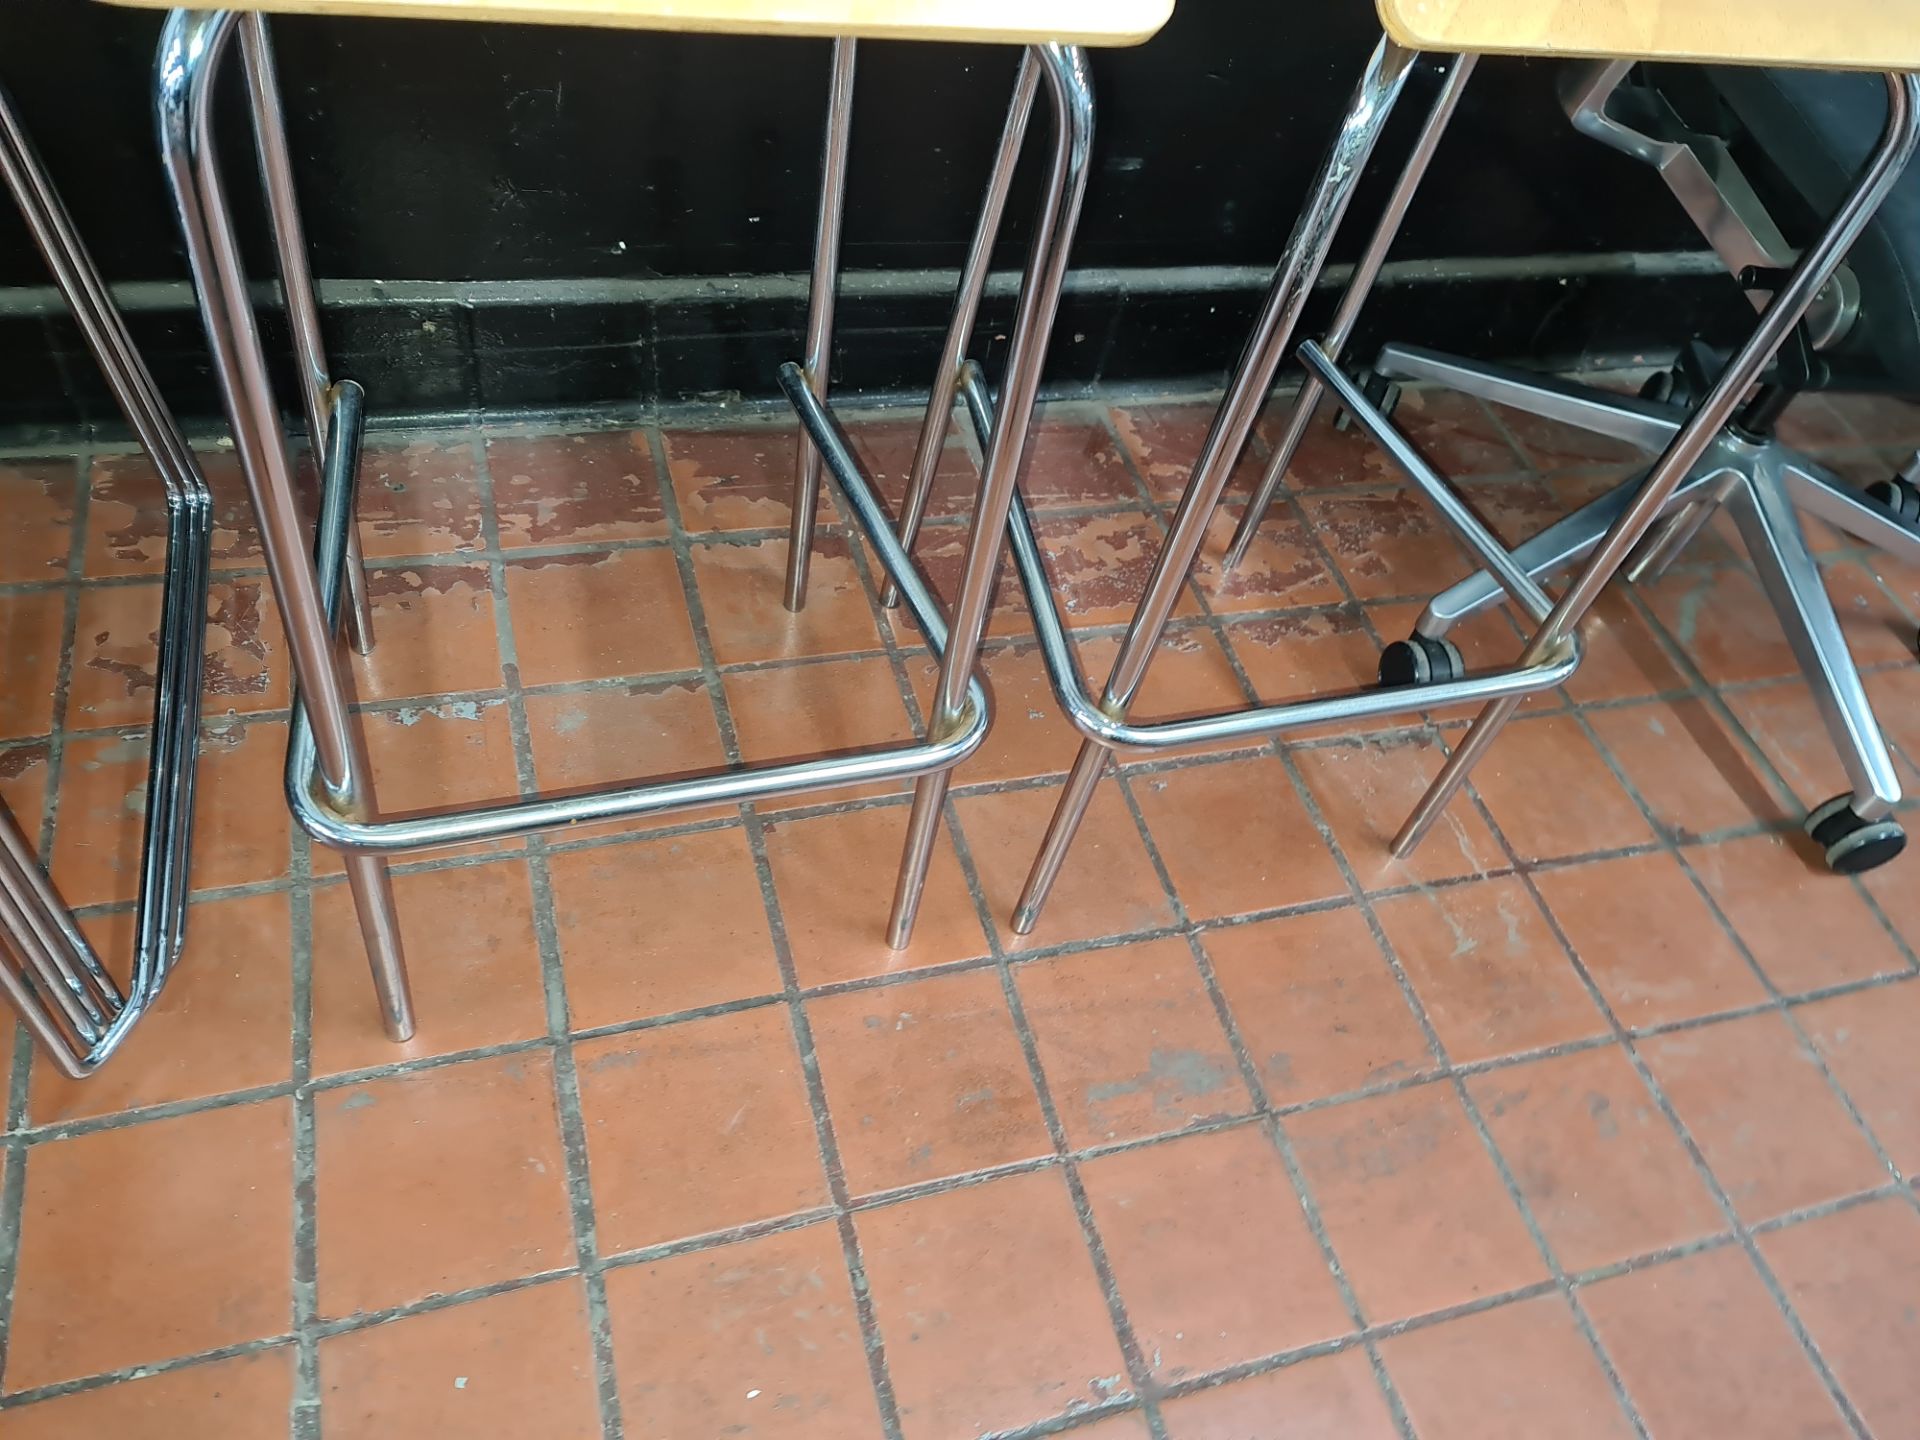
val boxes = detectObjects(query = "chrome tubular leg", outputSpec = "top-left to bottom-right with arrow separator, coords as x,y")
784,38 -> 858,613
1013,39 -> 1420,933
887,43 -> 1094,949
158,9 -> 416,1041
1394,73 -> 1920,857
1728,461 -> 1901,816
0,77 -> 214,1074
1226,52 -> 1476,571
1623,472 -> 1740,583
241,14 -> 376,656
879,53 -> 1040,610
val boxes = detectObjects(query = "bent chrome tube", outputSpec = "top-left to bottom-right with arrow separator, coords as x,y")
960,366 -> 1580,755
285,371 -> 991,856
0,80 -> 214,1078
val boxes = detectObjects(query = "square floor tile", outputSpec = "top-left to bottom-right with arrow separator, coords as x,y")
55,720 -> 290,906
0,459 -> 79,583
505,548 -> 701,685
0,590 -> 65,740
1379,1293 -> 1635,1440
1533,852 -> 1768,1030
1721,681 -> 1867,813
1686,835 -> 1910,994
1291,734 -> 1506,890
1581,1246 -> 1848,1439
1285,1082 -> 1548,1323
489,430 -> 667,547
808,967 -> 1049,1195
1255,392 -> 1400,489
355,439 -> 485,558
1075,627 -> 1255,763
319,1278 -> 602,1440
692,536 -> 880,665
1758,1196 -> 1920,1439
1188,505 -> 1345,615
1561,589 -> 1692,706
1226,607 -> 1381,712
1018,410 -> 1142,510
663,426 -> 832,534
956,781 -> 1178,952
1080,1125 -> 1352,1382
32,892 -> 293,1123
1465,714 -> 1654,862
952,643 -> 1087,786
1795,978 -> 1920,1176
523,680 -> 727,801
1642,568 -> 1801,686
1130,757 -> 1347,920
762,804 -> 988,987
548,827 -> 781,1030
1017,937 -> 1251,1148
1110,401 -> 1266,504
850,417 -> 976,521
857,1169 -> 1126,1439
900,522 -> 1032,640
1158,1349 -> 1401,1439
1398,388 -> 1530,475
604,1221 -> 881,1438
350,699 -> 520,817
1295,489 -> 1472,602
350,563 -> 503,702
0,1349 -> 293,1440
1585,697 -> 1789,839
82,449 -> 259,579
1026,510 -> 1199,630
310,859 -> 550,1076
7,1100 -> 293,1390
1374,876 -> 1607,1064
724,655 -> 914,811
574,1005 -> 828,1252
1640,1011 -> 1888,1224
313,1053 -> 574,1318
1467,1045 -> 1724,1272
1206,908 -> 1435,1105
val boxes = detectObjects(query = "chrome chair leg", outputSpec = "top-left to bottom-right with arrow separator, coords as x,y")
1014,38 -> 1420,933
878,52 -> 1040,611
0,81 -> 214,1077
1226,52 -> 1476,571
888,43 -> 1095,947
241,15 -> 376,657
159,10 -> 417,1042
784,38 -> 858,612
1394,73 -> 1920,858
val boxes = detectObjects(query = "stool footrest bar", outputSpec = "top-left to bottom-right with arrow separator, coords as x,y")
284,365 -> 992,857
958,364 -> 1581,756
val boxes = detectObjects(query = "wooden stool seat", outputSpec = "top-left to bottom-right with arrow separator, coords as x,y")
102,0 -> 1169,46
1378,0 -> 1920,71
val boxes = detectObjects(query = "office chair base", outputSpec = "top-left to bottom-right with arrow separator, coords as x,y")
1865,476 -> 1920,524
1379,633 -> 1466,688
1806,795 -> 1908,874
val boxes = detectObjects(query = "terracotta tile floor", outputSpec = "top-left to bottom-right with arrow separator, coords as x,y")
2,382 -> 1920,1438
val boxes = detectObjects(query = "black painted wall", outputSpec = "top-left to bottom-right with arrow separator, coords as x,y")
0,0 -> 1747,429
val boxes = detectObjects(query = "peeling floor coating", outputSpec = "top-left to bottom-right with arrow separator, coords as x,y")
0,384 -> 1919,1437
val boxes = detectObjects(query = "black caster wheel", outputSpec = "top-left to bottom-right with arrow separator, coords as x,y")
1640,368 -> 1696,408
1865,476 -> 1920,525
1379,633 -> 1466,688
1805,795 -> 1907,875
1333,370 -> 1403,433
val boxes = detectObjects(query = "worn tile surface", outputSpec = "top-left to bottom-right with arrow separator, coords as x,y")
4,388 -> 1920,1438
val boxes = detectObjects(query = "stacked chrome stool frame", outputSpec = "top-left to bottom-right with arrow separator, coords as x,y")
998,37 -> 1920,931
152,7 -> 1105,1040
0,84 -> 214,1076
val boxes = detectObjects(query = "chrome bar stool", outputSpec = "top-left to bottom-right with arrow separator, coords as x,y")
0,83 -> 215,1076
1006,1 -> 1920,931
117,0 -> 1168,1040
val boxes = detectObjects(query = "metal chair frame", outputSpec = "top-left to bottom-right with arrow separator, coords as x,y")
155,8 -> 1094,1040
0,83 -> 214,1078
1000,36 -> 1920,931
